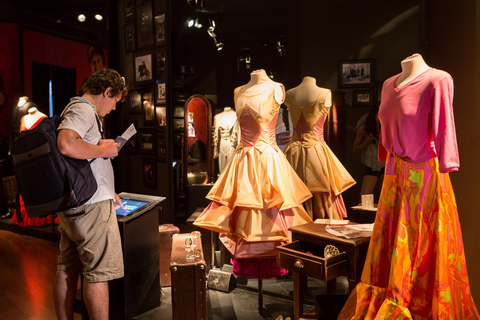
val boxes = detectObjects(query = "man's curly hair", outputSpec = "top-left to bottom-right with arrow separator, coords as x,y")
83,68 -> 128,102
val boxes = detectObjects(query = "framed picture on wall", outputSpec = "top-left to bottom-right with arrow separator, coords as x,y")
156,106 -> 166,128
157,138 -> 167,161
139,129 -> 155,155
156,50 -> 166,75
136,2 -> 154,49
143,157 -> 157,188
123,120 -> 138,154
124,23 -> 136,53
338,59 -> 375,88
353,89 -> 375,107
173,105 -> 184,118
156,81 -> 166,104
155,14 -> 166,47
134,52 -> 153,85
129,90 -> 142,114
124,0 -> 135,21
142,89 -> 155,126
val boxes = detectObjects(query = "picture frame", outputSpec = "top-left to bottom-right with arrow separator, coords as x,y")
136,2 -> 154,49
156,81 -> 166,104
128,89 -> 142,114
156,50 -> 166,75
353,89 -> 375,107
157,138 -> 167,161
338,59 -> 375,88
139,129 -> 155,155
143,157 -> 157,188
173,105 -> 184,118
142,88 -> 155,126
156,106 -> 166,127
134,52 -> 153,85
155,14 -> 166,47
124,0 -> 135,21
124,23 -> 136,53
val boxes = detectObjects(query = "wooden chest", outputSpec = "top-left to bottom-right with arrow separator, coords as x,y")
170,232 -> 207,320
159,224 -> 180,287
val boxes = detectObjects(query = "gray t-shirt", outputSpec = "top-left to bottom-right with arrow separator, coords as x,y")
58,97 -> 115,204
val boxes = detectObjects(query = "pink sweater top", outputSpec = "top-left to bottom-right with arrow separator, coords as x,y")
378,68 -> 459,173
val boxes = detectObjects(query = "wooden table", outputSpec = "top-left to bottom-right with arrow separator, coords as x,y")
283,223 -> 371,320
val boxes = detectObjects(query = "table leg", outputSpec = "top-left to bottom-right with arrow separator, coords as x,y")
293,272 -> 307,320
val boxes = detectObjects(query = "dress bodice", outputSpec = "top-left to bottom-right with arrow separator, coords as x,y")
234,82 -> 282,151
285,89 -> 330,146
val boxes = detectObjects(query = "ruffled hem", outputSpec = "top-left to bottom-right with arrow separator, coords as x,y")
284,140 -> 356,195
193,201 -> 312,242
206,145 -> 312,210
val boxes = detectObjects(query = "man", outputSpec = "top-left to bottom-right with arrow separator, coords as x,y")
54,68 -> 127,320
88,46 -> 105,74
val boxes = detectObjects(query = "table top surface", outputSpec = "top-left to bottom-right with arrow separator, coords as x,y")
289,222 -> 371,246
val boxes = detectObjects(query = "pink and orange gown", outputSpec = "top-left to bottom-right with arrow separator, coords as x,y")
339,68 -> 479,319
194,80 -> 313,278
284,89 -> 355,220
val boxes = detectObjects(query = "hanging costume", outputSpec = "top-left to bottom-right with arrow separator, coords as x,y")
284,88 -> 355,220
194,72 -> 313,278
338,68 -> 479,319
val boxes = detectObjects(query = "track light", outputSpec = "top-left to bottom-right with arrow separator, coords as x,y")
77,14 -> 86,22
95,14 -> 103,21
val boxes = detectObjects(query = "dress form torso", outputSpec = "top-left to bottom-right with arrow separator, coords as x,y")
21,107 -> 47,131
396,53 -> 430,87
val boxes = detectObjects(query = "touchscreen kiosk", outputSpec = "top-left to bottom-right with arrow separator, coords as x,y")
115,192 -> 165,222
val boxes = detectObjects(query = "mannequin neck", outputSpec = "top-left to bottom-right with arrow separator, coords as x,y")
397,53 -> 430,86
300,76 -> 317,86
28,107 -> 38,115
224,107 -> 232,112
249,69 -> 272,84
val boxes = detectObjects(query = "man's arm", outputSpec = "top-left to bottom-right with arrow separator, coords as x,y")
57,129 -> 119,159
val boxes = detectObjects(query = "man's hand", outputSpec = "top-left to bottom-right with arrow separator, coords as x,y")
98,139 -> 120,158
114,193 -> 125,210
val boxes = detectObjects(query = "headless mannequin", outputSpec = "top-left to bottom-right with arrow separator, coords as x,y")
286,76 -> 332,107
239,69 -> 284,106
397,53 -> 430,87
21,107 -> 47,131
214,107 -> 239,173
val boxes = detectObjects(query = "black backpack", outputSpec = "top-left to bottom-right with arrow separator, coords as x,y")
10,103 -> 101,221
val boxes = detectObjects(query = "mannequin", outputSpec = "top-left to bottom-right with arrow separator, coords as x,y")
213,106 -> 239,174
20,107 -> 47,132
194,69 -> 312,279
284,76 -> 355,220
339,54 -> 479,319
9,96 -> 36,154
396,53 -> 430,87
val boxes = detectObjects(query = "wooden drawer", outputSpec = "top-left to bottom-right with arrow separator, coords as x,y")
276,241 -> 347,281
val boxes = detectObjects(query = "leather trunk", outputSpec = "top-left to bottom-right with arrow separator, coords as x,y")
159,224 -> 180,287
170,232 -> 207,320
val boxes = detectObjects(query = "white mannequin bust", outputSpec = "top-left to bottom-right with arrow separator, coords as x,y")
396,53 -> 430,87
286,76 -> 332,107
23,107 -> 46,130
240,69 -> 284,105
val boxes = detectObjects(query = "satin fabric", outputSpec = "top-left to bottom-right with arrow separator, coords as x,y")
284,90 -> 355,219
194,82 -> 313,267
338,154 -> 479,320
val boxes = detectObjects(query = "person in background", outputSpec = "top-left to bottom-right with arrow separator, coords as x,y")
54,68 -> 127,320
353,105 -> 384,200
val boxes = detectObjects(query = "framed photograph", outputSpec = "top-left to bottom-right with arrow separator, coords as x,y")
124,23 -> 135,53
157,138 -> 167,161
338,59 -> 375,88
142,89 -> 155,126
136,2 -> 154,49
188,123 -> 195,137
124,0 -> 135,21
156,50 -> 166,75
156,81 -> 166,104
173,105 -> 184,118
173,118 -> 184,131
129,90 -> 142,114
143,157 -> 157,188
156,106 -> 166,127
187,112 -> 194,123
139,129 -> 155,155
134,52 -> 153,84
155,14 -> 166,47
353,89 -> 375,106
123,121 -> 138,154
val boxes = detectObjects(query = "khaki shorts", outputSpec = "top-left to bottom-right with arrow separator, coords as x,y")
57,199 -> 124,282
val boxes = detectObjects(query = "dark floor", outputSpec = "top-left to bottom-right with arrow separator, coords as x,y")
0,215 -> 350,320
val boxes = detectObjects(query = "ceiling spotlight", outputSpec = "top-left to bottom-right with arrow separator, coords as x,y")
95,14 -> 103,21
187,0 -> 204,7
207,26 -> 216,38
276,41 -> 285,57
187,19 -> 195,28
194,18 -> 202,29
216,42 -> 224,51
77,14 -> 86,22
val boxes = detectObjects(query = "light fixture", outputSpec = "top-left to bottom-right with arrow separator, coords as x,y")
187,19 -> 195,28
276,41 -> 285,57
94,14 -> 103,21
17,96 -> 28,108
216,42 -> 224,51
77,14 -> 86,22
194,18 -> 202,29
207,26 -> 216,38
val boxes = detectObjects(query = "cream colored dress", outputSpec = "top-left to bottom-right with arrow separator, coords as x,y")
284,89 -> 356,219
